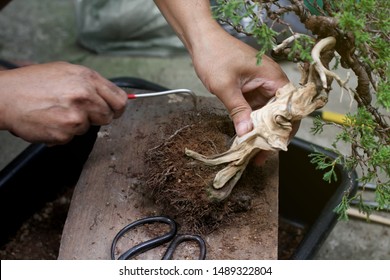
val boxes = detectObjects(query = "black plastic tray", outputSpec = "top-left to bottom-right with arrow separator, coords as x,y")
0,78 -> 358,259
279,138 -> 358,259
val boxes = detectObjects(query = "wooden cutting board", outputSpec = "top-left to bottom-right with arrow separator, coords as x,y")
58,91 -> 278,260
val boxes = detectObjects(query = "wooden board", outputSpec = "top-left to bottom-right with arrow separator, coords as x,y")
58,92 -> 279,260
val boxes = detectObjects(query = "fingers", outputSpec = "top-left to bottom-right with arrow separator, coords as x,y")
58,65 -> 127,127
230,103 -> 253,137
0,62 -> 128,145
60,69 -> 126,142
75,66 -> 127,121
215,87 -> 254,137
95,79 -> 127,119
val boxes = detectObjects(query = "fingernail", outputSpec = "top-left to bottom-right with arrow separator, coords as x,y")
236,120 -> 252,136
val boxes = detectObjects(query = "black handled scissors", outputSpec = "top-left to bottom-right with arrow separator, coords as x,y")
111,216 -> 207,260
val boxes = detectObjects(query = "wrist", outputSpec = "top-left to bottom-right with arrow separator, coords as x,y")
155,0 -> 222,57
186,19 -> 224,56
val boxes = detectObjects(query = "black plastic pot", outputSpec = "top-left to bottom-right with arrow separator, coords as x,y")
0,77 -> 358,258
279,138 -> 358,259
0,126 -> 99,245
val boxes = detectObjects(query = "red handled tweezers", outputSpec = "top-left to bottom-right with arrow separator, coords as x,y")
125,88 -> 197,107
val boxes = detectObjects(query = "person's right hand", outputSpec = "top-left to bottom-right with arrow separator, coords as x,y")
154,0 -> 296,165
190,26 -> 290,137
0,61 -> 127,145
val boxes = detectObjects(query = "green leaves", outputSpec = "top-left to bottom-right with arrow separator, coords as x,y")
309,151 -> 338,183
334,195 -> 351,221
369,146 -> 390,174
377,81 -> 390,110
251,23 -> 278,58
212,0 -> 248,26
335,0 -> 390,78
375,183 -> 390,210
212,0 -> 278,63
288,35 -> 314,62
310,116 -> 325,135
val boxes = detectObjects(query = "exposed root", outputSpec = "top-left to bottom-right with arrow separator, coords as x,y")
310,36 -> 337,88
148,125 -> 193,153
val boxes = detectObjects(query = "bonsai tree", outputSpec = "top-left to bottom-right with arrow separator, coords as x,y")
188,0 -> 389,218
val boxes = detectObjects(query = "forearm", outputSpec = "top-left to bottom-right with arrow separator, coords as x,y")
0,71 -> 13,130
154,0 -> 222,56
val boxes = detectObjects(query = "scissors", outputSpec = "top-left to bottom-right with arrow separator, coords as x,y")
111,216 -> 207,260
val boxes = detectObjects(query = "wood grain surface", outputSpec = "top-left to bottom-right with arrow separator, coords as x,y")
58,92 -> 278,260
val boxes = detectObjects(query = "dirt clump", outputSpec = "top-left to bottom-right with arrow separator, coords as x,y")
143,108 -> 267,234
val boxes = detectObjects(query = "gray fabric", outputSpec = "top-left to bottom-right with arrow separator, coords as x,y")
74,0 -> 186,56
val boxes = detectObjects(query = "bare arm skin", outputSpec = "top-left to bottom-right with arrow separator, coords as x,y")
0,62 -> 127,145
154,0 -> 289,137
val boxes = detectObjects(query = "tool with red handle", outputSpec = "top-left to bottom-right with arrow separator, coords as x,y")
124,88 -> 197,108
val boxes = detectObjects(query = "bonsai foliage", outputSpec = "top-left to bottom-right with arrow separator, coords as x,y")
212,0 -> 389,218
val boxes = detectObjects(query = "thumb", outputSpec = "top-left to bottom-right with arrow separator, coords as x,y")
217,88 -> 253,137
233,109 -> 253,137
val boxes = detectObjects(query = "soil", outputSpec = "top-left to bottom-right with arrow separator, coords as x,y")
278,219 -> 307,259
143,110 -> 261,234
0,187 -> 74,260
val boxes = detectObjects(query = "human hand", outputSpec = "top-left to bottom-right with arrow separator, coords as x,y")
191,27 -> 300,164
191,27 -> 290,135
0,62 -> 127,145
154,0 -> 297,164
